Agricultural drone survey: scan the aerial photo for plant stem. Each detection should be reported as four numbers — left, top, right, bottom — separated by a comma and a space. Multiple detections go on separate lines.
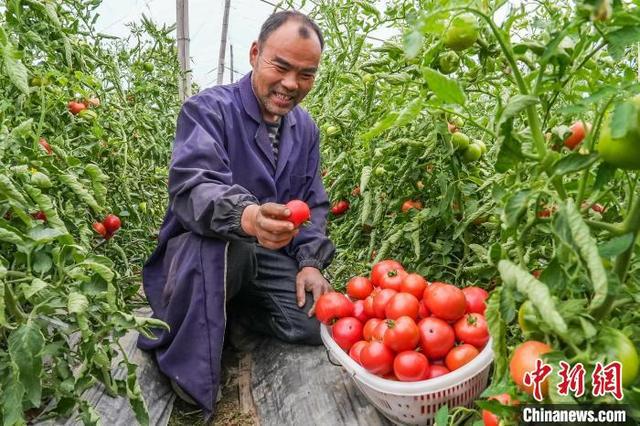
614, 193, 640, 282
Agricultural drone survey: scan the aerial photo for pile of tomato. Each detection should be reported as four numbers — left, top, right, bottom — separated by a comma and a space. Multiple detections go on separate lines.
316, 259, 491, 382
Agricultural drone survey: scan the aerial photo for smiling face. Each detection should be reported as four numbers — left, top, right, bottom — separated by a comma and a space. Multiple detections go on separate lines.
249, 20, 322, 122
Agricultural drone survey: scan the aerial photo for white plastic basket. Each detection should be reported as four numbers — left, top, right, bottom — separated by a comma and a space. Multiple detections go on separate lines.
320, 324, 493, 426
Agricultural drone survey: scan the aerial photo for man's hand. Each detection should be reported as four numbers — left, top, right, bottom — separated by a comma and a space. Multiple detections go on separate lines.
296, 267, 330, 317
241, 203, 298, 249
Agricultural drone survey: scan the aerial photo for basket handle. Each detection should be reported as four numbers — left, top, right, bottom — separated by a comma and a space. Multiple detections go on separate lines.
325, 349, 343, 367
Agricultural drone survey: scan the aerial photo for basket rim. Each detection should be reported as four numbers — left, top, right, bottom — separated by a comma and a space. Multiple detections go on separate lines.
320, 323, 494, 396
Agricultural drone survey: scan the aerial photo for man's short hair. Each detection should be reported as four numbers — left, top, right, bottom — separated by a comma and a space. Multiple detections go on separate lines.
258, 10, 324, 51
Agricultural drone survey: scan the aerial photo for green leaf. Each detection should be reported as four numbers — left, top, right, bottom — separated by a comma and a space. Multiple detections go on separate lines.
395, 97, 423, 127
1, 362, 26, 426
593, 162, 617, 191
0, 226, 25, 246
27, 226, 66, 244
2, 43, 29, 95
495, 119, 524, 173
0, 174, 28, 206
551, 153, 598, 176
58, 173, 101, 214
485, 287, 508, 380
605, 25, 640, 60
434, 404, 449, 426
30, 171, 52, 189
422, 68, 466, 105
8, 322, 45, 406
24, 185, 69, 235
547, 360, 577, 404
598, 233, 635, 258
360, 111, 399, 142
68, 292, 89, 314
499, 95, 538, 123
359, 190, 372, 226
403, 28, 423, 59
610, 100, 637, 139
0, 280, 6, 326
359, 166, 372, 193
22, 278, 48, 300
502, 189, 531, 228
32, 251, 53, 275
498, 260, 569, 338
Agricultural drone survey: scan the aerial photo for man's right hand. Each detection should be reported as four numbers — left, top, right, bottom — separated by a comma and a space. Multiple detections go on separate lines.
241, 203, 298, 250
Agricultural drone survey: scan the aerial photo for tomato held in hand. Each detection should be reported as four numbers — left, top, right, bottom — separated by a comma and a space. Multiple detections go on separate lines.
285, 200, 311, 227
360, 341, 395, 376
331, 317, 363, 351
509, 340, 552, 397
346, 276, 373, 300
370, 259, 404, 287
400, 273, 428, 300
424, 283, 466, 321
454, 313, 490, 349
445, 344, 479, 371
385, 293, 420, 320
462, 286, 489, 315
315, 292, 354, 325
418, 317, 455, 360
394, 351, 430, 381
383, 316, 420, 352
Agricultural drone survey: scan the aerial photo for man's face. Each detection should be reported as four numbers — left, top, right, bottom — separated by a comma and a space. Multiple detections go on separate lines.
249, 20, 321, 122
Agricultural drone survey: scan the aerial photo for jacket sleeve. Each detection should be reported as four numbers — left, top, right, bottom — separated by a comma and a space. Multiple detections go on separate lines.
168, 95, 258, 240
286, 125, 336, 270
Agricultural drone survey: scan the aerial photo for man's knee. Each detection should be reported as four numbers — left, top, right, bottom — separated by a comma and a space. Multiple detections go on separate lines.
277, 315, 322, 346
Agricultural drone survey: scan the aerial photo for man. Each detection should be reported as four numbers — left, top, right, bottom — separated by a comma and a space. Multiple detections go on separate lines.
137, 11, 335, 417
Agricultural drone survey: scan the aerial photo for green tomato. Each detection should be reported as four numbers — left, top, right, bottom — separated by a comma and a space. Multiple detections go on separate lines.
462, 143, 482, 162
78, 109, 98, 121
451, 132, 470, 150
138, 202, 147, 213
143, 62, 155, 72
599, 328, 639, 387
443, 14, 479, 51
438, 51, 460, 75
598, 96, 640, 170
326, 125, 340, 136
518, 301, 539, 334
475, 140, 487, 154
374, 166, 386, 176
362, 74, 374, 84
452, 117, 465, 128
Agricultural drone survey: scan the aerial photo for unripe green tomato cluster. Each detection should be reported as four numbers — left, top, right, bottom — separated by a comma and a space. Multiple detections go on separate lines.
451, 132, 486, 162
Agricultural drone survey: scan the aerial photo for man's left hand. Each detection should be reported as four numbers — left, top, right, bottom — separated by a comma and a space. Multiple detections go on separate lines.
296, 267, 331, 317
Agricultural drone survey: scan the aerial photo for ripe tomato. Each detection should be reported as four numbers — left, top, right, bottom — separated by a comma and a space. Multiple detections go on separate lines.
285, 200, 310, 227
92, 222, 107, 237
346, 276, 373, 300
331, 317, 363, 351
385, 293, 420, 320
424, 283, 466, 321
370, 259, 404, 287
67, 101, 87, 115
372, 320, 390, 342
401, 200, 423, 213
417, 317, 455, 360
38, 138, 52, 155
445, 344, 479, 371
400, 273, 428, 300
383, 316, 420, 352
352, 300, 368, 323
462, 286, 489, 315
363, 293, 377, 318
360, 341, 395, 376
363, 318, 382, 341
563, 121, 590, 150
372, 288, 398, 319
315, 292, 354, 325
349, 340, 368, 365
379, 269, 407, 291
482, 393, 517, 426
454, 313, 490, 349
418, 301, 430, 319
102, 214, 121, 233
331, 200, 350, 215
393, 351, 430, 382
428, 364, 450, 379
597, 97, 640, 170
509, 341, 552, 396
31, 211, 47, 221
443, 13, 479, 51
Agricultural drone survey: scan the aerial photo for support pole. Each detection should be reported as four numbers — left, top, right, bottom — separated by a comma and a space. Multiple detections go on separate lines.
176, 0, 192, 100
217, 0, 231, 85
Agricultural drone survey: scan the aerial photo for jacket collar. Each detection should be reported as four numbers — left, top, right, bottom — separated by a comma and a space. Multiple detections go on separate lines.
239, 72, 297, 127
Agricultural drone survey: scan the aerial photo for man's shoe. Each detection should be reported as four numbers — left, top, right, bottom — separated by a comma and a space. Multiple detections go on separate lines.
170, 380, 223, 405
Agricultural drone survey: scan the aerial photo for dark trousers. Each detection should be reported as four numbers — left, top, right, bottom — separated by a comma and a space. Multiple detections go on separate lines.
225, 241, 321, 345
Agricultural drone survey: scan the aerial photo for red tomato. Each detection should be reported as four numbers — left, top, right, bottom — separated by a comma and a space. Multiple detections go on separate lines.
349, 340, 368, 365
371, 320, 390, 342
363, 293, 377, 318
102, 214, 121, 233
383, 316, 420, 352
418, 301, 430, 319
68, 101, 87, 115
352, 300, 369, 323
482, 393, 517, 426
346, 276, 373, 300
462, 286, 489, 315
447, 122, 458, 133
370, 259, 404, 287
331, 317, 363, 351
428, 364, 450, 379
315, 292, 354, 325
417, 317, 455, 360
360, 341, 395, 376
454, 313, 490, 349
363, 318, 382, 341
285, 200, 311, 227
445, 344, 479, 371
401, 200, 423, 213
372, 288, 398, 319
424, 283, 466, 321
531, 270, 542, 279
591, 203, 606, 214
385, 293, 420, 320
330, 200, 349, 215
393, 351, 430, 381
379, 269, 407, 291
400, 273, 428, 300
32, 211, 47, 221
509, 341, 552, 397
92, 222, 107, 237
563, 121, 590, 150
38, 138, 52, 155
